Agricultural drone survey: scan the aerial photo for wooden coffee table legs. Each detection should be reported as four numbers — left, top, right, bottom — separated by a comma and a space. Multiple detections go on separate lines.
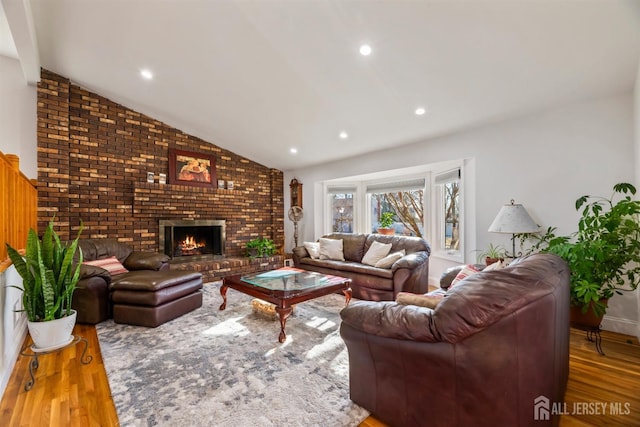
219, 281, 352, 343
343, 288, 352, 306
275, 306, 293, 343
219, 284, 228, 310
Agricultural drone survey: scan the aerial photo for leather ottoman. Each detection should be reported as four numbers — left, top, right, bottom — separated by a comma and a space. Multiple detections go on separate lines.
110, 270, 203, 327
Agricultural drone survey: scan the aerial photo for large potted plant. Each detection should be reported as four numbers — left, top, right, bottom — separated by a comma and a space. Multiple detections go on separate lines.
6, 219, 84, 349
532, 183, 640, 327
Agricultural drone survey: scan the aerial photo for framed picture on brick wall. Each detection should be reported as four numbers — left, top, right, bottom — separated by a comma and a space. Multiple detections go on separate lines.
168, 148, 216, 188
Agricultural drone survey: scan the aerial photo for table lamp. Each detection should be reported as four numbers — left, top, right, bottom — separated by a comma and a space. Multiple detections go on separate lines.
488, 199, 539, 258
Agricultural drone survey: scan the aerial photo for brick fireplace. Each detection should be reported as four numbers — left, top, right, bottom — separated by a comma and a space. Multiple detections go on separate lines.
36, 70, 284, 280
159, 219, 225, 261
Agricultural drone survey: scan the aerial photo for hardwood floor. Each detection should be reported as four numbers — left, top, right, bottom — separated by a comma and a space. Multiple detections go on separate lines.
1, 327, 638, 427
0, 324, 118, 427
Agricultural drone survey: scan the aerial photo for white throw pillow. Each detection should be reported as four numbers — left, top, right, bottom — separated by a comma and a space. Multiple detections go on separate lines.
374, 249, 406, 269
361, 241, 393, 266
319, 238, 345, 261
303, 241, 320, 259
483, 259, 506, 271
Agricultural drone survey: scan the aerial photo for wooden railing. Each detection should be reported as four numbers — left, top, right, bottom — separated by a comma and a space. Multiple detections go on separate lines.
0, 151, 37, 272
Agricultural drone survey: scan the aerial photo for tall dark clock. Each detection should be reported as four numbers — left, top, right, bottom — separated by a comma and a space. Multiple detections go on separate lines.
290, 178, 302, 208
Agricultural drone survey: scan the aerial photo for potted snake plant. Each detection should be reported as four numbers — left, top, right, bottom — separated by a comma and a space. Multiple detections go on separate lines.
6, 219, 84, 349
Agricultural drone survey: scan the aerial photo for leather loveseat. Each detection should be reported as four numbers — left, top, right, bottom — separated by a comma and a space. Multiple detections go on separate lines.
340, 253, 570, 427
292, 232, 430, 300
73, 239, 203, 326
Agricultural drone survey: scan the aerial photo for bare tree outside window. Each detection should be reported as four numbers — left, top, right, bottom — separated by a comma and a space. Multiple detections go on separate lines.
372, 190, 424, 237
443, 182, 459, 250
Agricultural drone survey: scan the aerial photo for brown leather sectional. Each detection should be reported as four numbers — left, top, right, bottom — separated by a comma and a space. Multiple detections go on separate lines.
340, 253, 570, 426
72, 239, 203, 326
292, 232, 430, 300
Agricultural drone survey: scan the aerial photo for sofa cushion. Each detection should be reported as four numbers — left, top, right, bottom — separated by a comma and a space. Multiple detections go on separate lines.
450, 264, 480, 288
303, 242, 320, 259
319, 238, 345, 261
83, 256, 129, 275
298, 258, 393, 279
110, 270, 203, 292
361, 241, 392, 266
323, 233, 367, 262
375, 250, 406, 269
364, 234, 430, 256
78, 239, 133, 263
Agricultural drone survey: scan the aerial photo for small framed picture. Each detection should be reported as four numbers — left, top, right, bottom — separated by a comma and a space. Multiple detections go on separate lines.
147, 172, 155, 183
227, 180, 234, 190
159, 173, 167, 184
218, 179, 225, 189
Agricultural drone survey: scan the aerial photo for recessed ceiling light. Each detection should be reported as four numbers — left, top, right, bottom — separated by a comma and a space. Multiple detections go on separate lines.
415, 107, 426, 116
140, 69, 153, 80
339, 131, 348, 139
290, 147, 298, 154
359, 44, 372, 56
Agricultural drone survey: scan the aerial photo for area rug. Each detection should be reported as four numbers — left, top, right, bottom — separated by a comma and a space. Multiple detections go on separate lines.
95, 282, 369, 426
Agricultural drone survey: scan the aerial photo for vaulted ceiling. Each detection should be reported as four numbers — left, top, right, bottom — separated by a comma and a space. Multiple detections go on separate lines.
3, 0, 640, 170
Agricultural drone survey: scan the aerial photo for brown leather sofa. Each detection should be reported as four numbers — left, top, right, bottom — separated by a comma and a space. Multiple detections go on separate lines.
340, 253, 570, 427
292, 232, 430, 300
73, 239, 203, 326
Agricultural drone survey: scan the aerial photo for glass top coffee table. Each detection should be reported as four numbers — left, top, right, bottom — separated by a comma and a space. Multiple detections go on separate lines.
220, 268, 352, 343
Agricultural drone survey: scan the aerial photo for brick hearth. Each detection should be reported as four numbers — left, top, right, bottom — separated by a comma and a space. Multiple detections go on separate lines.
36, 69, 284, 277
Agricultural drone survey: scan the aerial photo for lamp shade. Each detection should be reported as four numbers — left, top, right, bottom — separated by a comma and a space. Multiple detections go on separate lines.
488, 200, 539, 234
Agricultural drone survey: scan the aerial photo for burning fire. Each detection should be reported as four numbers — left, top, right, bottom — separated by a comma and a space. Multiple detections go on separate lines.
178, 235, 206, 252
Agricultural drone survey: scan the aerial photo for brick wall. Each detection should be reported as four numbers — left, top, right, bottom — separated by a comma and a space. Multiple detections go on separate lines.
37, 69, 284, 257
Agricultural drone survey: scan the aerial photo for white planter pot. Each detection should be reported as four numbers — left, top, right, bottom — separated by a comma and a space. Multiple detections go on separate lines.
28, 310, 77, 350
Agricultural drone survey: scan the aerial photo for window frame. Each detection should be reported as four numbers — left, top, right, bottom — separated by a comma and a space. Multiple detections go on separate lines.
431, 167, 464, 263
320, 161, 465, 263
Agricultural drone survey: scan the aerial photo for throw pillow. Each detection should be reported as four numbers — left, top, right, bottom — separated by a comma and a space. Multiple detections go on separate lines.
319, 238, 345, 261
303, 241, 320, 259
483, 259, 506, 271
361, 241, 393, 266
396, 291, 444, 309
83, 256, 128, 275
374, 249, 406, 269
449, 264, 480, 288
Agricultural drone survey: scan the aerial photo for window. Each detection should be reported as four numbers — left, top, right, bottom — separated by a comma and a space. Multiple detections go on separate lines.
435, 168, 462, 256
321, 162, 464, 260
366, 179, 425, 237
327, 186, 355, 233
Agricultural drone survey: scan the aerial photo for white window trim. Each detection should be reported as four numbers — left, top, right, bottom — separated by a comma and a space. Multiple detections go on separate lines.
320, 161, 466, 263
430, 165, 464, 263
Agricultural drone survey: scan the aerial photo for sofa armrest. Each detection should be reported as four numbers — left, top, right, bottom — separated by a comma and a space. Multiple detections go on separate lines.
439, 264, 485, 290
124, 251, 170, 271
392, 251, 428, 271
79, 264, 112, 283
340, 300, 440, 343
292, 246, 309, 265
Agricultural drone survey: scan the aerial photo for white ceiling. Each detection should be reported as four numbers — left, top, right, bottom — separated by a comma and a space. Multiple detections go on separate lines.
4, 0, 640, 171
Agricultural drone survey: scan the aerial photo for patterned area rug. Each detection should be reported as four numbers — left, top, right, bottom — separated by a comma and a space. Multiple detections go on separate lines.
96, 282, 369, 426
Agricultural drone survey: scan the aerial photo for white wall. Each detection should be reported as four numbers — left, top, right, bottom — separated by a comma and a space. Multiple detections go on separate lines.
0, 54, 33, 399
634, 60, 640, 340
0, 266, 27, 399
285, 93, 638, 336
0, 54, 37, 178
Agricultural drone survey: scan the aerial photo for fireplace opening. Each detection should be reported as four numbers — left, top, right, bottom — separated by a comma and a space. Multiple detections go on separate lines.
159, 220, 225, 261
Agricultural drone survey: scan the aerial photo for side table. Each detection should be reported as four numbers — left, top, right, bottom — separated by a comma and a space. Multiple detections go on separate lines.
19, 335, 93, 391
